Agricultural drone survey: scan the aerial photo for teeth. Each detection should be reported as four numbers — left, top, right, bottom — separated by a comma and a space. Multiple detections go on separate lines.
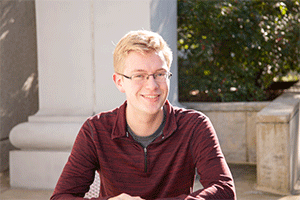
144, 95, 157, 98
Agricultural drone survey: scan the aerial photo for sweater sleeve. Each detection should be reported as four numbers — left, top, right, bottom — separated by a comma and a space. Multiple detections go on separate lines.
185, 116, 236, 200
50, 120, 107, 200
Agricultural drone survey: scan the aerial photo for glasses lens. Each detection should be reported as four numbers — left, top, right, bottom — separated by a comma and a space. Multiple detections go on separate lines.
155, 72, 167, 82
132, 73, 146, 83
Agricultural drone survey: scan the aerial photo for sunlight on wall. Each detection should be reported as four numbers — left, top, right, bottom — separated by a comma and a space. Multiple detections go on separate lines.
22, 73, 36, 97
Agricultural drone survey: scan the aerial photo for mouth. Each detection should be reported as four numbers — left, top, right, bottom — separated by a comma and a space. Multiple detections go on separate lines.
142, 94, 160, 99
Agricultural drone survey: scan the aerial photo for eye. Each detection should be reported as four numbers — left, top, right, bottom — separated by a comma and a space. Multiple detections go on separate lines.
156, 72, 166, 77
133, 73, 146, 79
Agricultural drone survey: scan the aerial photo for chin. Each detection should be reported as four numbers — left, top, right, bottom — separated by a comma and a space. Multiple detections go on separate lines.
144, 105, 164, 115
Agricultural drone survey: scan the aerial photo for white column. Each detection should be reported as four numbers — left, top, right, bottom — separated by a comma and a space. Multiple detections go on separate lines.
10, 0, 94, 189
9, 0, 178, 189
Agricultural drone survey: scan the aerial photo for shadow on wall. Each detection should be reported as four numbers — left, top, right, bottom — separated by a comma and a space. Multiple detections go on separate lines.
0, 0, 39, 171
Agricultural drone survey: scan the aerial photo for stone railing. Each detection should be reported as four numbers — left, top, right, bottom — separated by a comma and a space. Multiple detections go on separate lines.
256, 83, 300, 195
181, 101, 269, 164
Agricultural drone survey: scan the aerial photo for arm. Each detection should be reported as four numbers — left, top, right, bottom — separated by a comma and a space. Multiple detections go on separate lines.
154, 115, 236, 200
51, 121, 103, 200
186, 117, 236, 200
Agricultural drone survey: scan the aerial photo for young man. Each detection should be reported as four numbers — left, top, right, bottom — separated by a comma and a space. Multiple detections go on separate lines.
51, 30, 236, 200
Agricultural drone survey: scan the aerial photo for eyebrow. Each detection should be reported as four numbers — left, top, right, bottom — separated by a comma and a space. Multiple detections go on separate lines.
131, 69, 167, 74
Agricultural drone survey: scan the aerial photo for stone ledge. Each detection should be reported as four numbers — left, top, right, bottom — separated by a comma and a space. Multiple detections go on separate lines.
181, 101, 270, 112
257, 93, 300, 123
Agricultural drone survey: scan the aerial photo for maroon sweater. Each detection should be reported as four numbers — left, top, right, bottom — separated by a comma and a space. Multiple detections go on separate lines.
51, 101, 236, 200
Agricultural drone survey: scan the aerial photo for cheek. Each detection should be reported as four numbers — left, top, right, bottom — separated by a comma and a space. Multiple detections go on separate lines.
124, 84, 141, 96
161, 82, 169, 92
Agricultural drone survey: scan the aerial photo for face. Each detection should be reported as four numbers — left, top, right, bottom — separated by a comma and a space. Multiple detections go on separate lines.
113, 51, 170, 117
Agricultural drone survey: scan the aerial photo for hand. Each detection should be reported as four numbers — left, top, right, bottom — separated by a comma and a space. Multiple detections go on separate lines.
108, 193, 145, 200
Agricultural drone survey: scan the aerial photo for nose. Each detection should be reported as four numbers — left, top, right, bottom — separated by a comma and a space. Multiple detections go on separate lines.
144, 75, 158, 89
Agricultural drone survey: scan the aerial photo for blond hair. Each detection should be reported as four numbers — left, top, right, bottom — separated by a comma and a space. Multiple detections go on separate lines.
113, 30, 173, 73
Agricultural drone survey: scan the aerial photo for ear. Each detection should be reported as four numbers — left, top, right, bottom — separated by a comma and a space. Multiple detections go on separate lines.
113, 73, 125, 93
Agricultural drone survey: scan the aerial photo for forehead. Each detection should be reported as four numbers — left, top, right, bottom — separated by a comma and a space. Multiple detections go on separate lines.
123, 51, 167, 73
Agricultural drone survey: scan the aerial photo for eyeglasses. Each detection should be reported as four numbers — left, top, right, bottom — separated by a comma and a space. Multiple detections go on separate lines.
117, 71, 172, 84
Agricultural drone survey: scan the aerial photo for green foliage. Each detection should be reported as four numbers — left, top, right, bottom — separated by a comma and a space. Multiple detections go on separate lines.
178, 0, 300, 102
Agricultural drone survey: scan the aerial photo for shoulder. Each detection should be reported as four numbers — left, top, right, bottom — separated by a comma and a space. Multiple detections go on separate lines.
82, 102, 126, 133
89, 107, 118, 121
165, 101, 210, 127
86, 107, 120, 128
171, 105, 209, 124
169, 104, 215, 136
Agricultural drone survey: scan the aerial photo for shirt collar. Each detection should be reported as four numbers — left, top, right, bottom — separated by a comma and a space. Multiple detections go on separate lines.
111, 101, 128, 140
111, 100, 177, 140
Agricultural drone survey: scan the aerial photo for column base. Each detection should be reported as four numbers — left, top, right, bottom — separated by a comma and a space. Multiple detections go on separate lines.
10, 150, 70, 189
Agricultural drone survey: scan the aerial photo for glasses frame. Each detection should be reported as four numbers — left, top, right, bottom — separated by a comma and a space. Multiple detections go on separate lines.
116, 71, 172, 83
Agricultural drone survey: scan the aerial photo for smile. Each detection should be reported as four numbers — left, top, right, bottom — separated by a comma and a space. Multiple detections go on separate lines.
143, 95, 159, 99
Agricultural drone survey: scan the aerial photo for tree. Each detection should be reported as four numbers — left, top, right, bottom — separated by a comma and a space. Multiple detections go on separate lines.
178, 0, 300, 102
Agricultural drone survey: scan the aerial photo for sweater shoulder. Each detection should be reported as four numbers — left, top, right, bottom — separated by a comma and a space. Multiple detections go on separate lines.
172, 106, 208, 122
89, 107, 119, 122
84, 107, 120, 133
170, 106, 214, 136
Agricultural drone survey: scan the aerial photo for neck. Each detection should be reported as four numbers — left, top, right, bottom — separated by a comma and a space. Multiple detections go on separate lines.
126, 108, 164, 137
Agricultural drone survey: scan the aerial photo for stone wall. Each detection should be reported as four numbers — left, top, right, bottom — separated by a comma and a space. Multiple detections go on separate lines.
0, 1, 38, 171
181, 101, 269, 164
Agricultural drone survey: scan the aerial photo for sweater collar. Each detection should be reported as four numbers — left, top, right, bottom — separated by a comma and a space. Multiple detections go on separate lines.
111, 100, 177, 140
